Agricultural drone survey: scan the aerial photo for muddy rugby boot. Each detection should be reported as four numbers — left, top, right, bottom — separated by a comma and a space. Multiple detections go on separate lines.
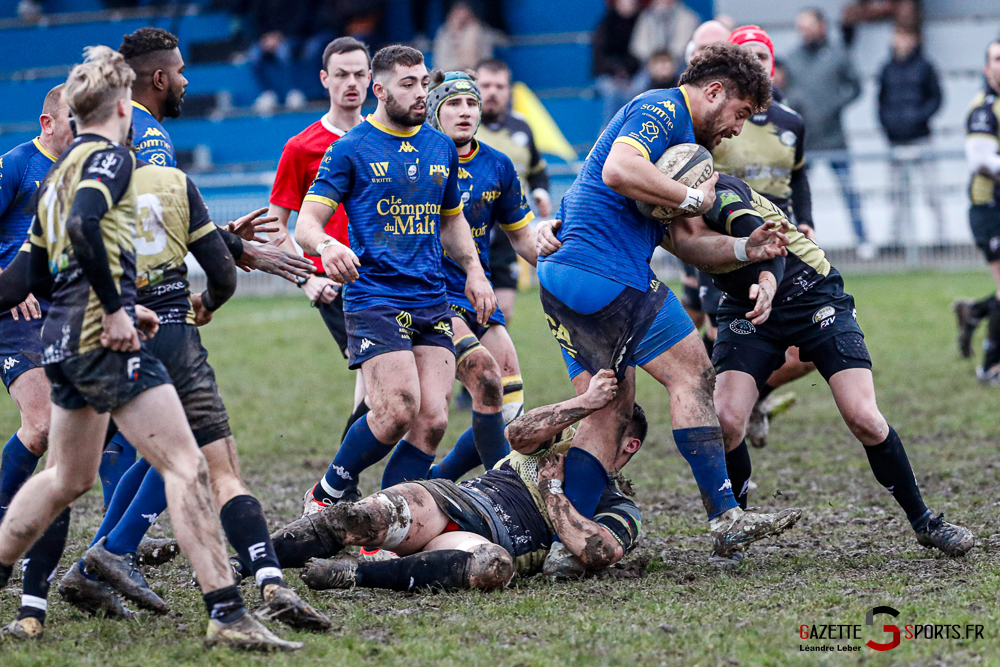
82, 538, 169, 614
299, 555, 358, 590
746, 401, 769, 449
710, 506, 802, 556
58, 562, 138, 619
255, 583, 332, 632
542, 541, 587, 580
915, 514, 974, 557
0, 616, 44, 641
136, 537, 179, 567
204, 612, 302, 651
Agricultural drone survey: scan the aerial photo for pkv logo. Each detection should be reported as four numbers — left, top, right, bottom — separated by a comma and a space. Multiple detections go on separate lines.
865, 606, 901, 652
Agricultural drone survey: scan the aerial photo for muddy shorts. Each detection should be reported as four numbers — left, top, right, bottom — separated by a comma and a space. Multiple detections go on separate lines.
316, 290, 349, 359
0, 307, 45, 390
344, 302, 456, 370
46, 346, 172, 414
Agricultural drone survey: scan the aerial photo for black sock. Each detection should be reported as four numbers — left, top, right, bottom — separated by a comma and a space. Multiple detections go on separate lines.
0, 561, 13, 588
984, 300, 1000, 369
220, 495, 284, 595
341, 400, 371, 445
758, 384, 775, 402
272, 515, 345, 568
203, 585, 246, 624
971, 294, 997, 321
19, 507, 70, 624
725, 441, 753, 510
863, 426, 931, 531
356, 550, 473, 592
702, 332, 714, 357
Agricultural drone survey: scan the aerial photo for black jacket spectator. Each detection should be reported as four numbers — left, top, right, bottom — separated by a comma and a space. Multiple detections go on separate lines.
877, 45, 941, 144
592, 1, 640, 78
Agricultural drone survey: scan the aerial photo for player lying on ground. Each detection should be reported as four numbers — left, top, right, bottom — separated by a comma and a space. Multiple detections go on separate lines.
692, 173, 974, 558
269, 371, 643, 589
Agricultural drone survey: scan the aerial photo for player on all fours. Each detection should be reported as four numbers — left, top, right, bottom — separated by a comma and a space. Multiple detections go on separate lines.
295, 46, 495, 513
0, 47, 292, 650
266, 36, 373, 438
955, 40, 1000, 384
534, 44, 800, 572
420, 70, 538, 482
710, 25, 818, 449
270, 370, 642, 587
696, 174, 974, 558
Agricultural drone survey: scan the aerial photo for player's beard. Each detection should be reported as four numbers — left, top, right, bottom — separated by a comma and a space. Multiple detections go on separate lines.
693, 104, 726, 149
385, 90, 427, 127
163, 85, 185, 119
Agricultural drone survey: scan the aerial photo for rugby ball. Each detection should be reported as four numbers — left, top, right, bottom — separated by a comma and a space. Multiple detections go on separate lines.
635, 143, 714, 221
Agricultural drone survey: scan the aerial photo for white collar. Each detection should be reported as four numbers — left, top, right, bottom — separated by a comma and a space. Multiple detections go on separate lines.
320, 114, 347, 137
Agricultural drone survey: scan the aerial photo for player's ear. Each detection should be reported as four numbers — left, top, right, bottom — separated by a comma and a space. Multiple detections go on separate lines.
624, 437, 641, 455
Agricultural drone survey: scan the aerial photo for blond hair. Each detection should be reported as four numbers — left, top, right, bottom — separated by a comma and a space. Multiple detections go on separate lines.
65, 46, 135, 126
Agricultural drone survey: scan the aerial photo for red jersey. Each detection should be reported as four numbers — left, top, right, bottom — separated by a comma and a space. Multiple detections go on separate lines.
270, 115, 351, 272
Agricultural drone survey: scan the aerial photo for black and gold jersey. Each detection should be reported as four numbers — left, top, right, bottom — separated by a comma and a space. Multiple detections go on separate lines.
475, 111, 550, 193
132, 163, 216, 324
712, 100, 805, 217
30, 135, 137, 363
966, 87, 1000, 207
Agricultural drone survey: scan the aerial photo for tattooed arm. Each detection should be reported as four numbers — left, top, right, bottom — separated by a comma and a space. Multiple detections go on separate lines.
505, 370, 618, 454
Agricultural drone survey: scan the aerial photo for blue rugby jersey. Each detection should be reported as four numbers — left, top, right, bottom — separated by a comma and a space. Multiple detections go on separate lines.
0, 137, 57, 269
539, 87, 696, 291
131, 101, 176, 167
442, 139, 533, 301
305, 117, 464, 311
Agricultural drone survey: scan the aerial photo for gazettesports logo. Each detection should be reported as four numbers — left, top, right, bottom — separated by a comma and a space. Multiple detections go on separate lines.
798, 606, 984, 654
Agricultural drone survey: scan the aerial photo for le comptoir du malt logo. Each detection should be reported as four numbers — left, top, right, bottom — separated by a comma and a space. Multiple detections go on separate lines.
798, 606, 985, 653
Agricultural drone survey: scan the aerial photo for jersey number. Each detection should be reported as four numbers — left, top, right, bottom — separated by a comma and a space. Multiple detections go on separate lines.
135, 193, 168, 256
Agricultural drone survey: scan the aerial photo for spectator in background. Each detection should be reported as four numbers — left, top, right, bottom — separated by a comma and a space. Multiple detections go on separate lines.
592, 0, 642, 126
878, 24, 945, 246
684, 19, 730, 63
772, 57, 788, 91
629, 0, 699, 65
630, 49, 679, 97
841, 0, 921, 47
784, 7, 870, 259
433, 2, 498, 72
243, 0, 312, 114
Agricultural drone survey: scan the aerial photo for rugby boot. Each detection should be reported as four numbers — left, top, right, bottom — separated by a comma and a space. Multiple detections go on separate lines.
255, 583, 332, 632
708, 550, 747, 567
746, 401, 769, 449
136, 537, 179, 567
976, 365, 1000, 386
0, 616, 43, 640
915, 514, 975, 557
953, 299, 979, 359
299, 555, 358, 590
192, 556, 248, 590
358, 547, 398, 562
541, 541, 586, 580
204, 612, 303, 651
764, 393, 797, 421
710, 506, 802, 557
58, 562, 138, 619
302, 483, 359, 517
82, 537, 169, 614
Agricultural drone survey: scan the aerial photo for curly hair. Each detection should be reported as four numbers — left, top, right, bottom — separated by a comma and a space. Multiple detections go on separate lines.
65, 46, 135, 126
679, 43, 772, 113
118, 27, 179, 62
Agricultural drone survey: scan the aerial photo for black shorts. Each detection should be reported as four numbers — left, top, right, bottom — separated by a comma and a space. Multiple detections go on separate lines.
317, 291, 349, 359
145, 324, 231, 447
46, 346, 172, 414
712, 272, 871, 387
698, 270, 724, 317
344, 302, 456, 370
0, 309, 45, 390
489, 231, 519, 291
970, 206, 1000, 263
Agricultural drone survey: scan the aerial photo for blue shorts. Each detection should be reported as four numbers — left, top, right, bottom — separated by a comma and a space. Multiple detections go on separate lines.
0, 311, 45, 391
448, 292, 506, 339
344, 302, 456, 370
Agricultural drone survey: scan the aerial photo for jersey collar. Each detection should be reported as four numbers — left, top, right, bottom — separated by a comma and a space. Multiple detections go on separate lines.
679, 85, 695, 120
458, 138, 479, 163
32, 137, 57, 162
366, 115, 421, 138
320, 114, 347, 137
131, 100, 153, 116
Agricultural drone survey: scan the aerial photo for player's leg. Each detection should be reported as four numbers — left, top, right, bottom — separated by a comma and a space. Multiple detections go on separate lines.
340, 371, 369, 443
97, 430, 137, 510
451, 318, 508, 469
0, 368, 50, 524
713, 371, 761, 511
382, 345, 454, 488
495, 288, 516, 323
747, 346, 815, 449
979, 259, 1000, 380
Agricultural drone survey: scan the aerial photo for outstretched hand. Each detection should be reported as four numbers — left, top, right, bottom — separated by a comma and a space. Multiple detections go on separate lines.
238, 234, 316, 282
227, 207, 279, 242
745, 221, 790, 262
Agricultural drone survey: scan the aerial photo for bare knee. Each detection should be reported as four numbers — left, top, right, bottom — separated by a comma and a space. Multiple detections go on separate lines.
17, 408, 50, 456
716, 402, 747, 449
845, 408, 888, 445
466, 543, 514, 590
459, 352, 503, 409
376, 390, 419, 441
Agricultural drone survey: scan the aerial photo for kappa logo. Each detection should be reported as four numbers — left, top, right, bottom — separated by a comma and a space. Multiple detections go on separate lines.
359, 338, 374, 353
812, 306, 836, 323
718, 479, 732, 492
399, 141, 418, 153
142, 513, 158, 525
2, 357, 18, 372
730, 319, 756, 335
126, 356, 140, 380
434, 320, 453, 336
143, 127, 165, 138
661, 100, 676, 116
458, 167, 472, 179
396, 311, 413, 329
369, 161, 390, 177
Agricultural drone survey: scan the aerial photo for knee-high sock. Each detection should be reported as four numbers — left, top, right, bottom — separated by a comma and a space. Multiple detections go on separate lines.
104, 466, 166, 556
341, 400, 371, 445
18, 507, 70, 623
220, 495, 283, 594
429, 428, 481, 481
99, 432, 137, 509
381, 440, 435, 489
556, 448, 610, 543
89, 458, 151, 550
864, 426, 931, 531
355, 550, 473, 591
501, 374, 524, 424
971, 293, 997, 321
471, 411, 510, 470
317, 414, 394, 503
984, 299, 1000, 370
674, 426, 739, 519
0, 434, 40, 524
725, 441, 752, 510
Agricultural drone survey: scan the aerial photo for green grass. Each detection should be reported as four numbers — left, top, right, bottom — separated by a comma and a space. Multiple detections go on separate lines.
3, 270, 1000, 666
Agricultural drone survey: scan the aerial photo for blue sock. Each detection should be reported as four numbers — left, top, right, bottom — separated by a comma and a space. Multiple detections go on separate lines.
471, 411, 510, 470
381, 440, 435, 489
99, 432, 137, 509
562, 447, 610, 520
429, 428, 481, 481
104, 466, 166, 556
316, 414, 395, 503
673, 426, 739, 519
81, 458, 151, 577
0, 434, 40, 523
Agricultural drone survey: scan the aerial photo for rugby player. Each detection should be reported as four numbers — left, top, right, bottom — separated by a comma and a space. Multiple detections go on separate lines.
534, 44, 800, 568
0, 47, 296, 650
266, 37, 372, 438
955, 40, 1000, 383
295, 46, 495, 510
422, 70, 536, 481
701, 173, 974, 557
271, 370, 642, 588
711, 25, 817, 449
